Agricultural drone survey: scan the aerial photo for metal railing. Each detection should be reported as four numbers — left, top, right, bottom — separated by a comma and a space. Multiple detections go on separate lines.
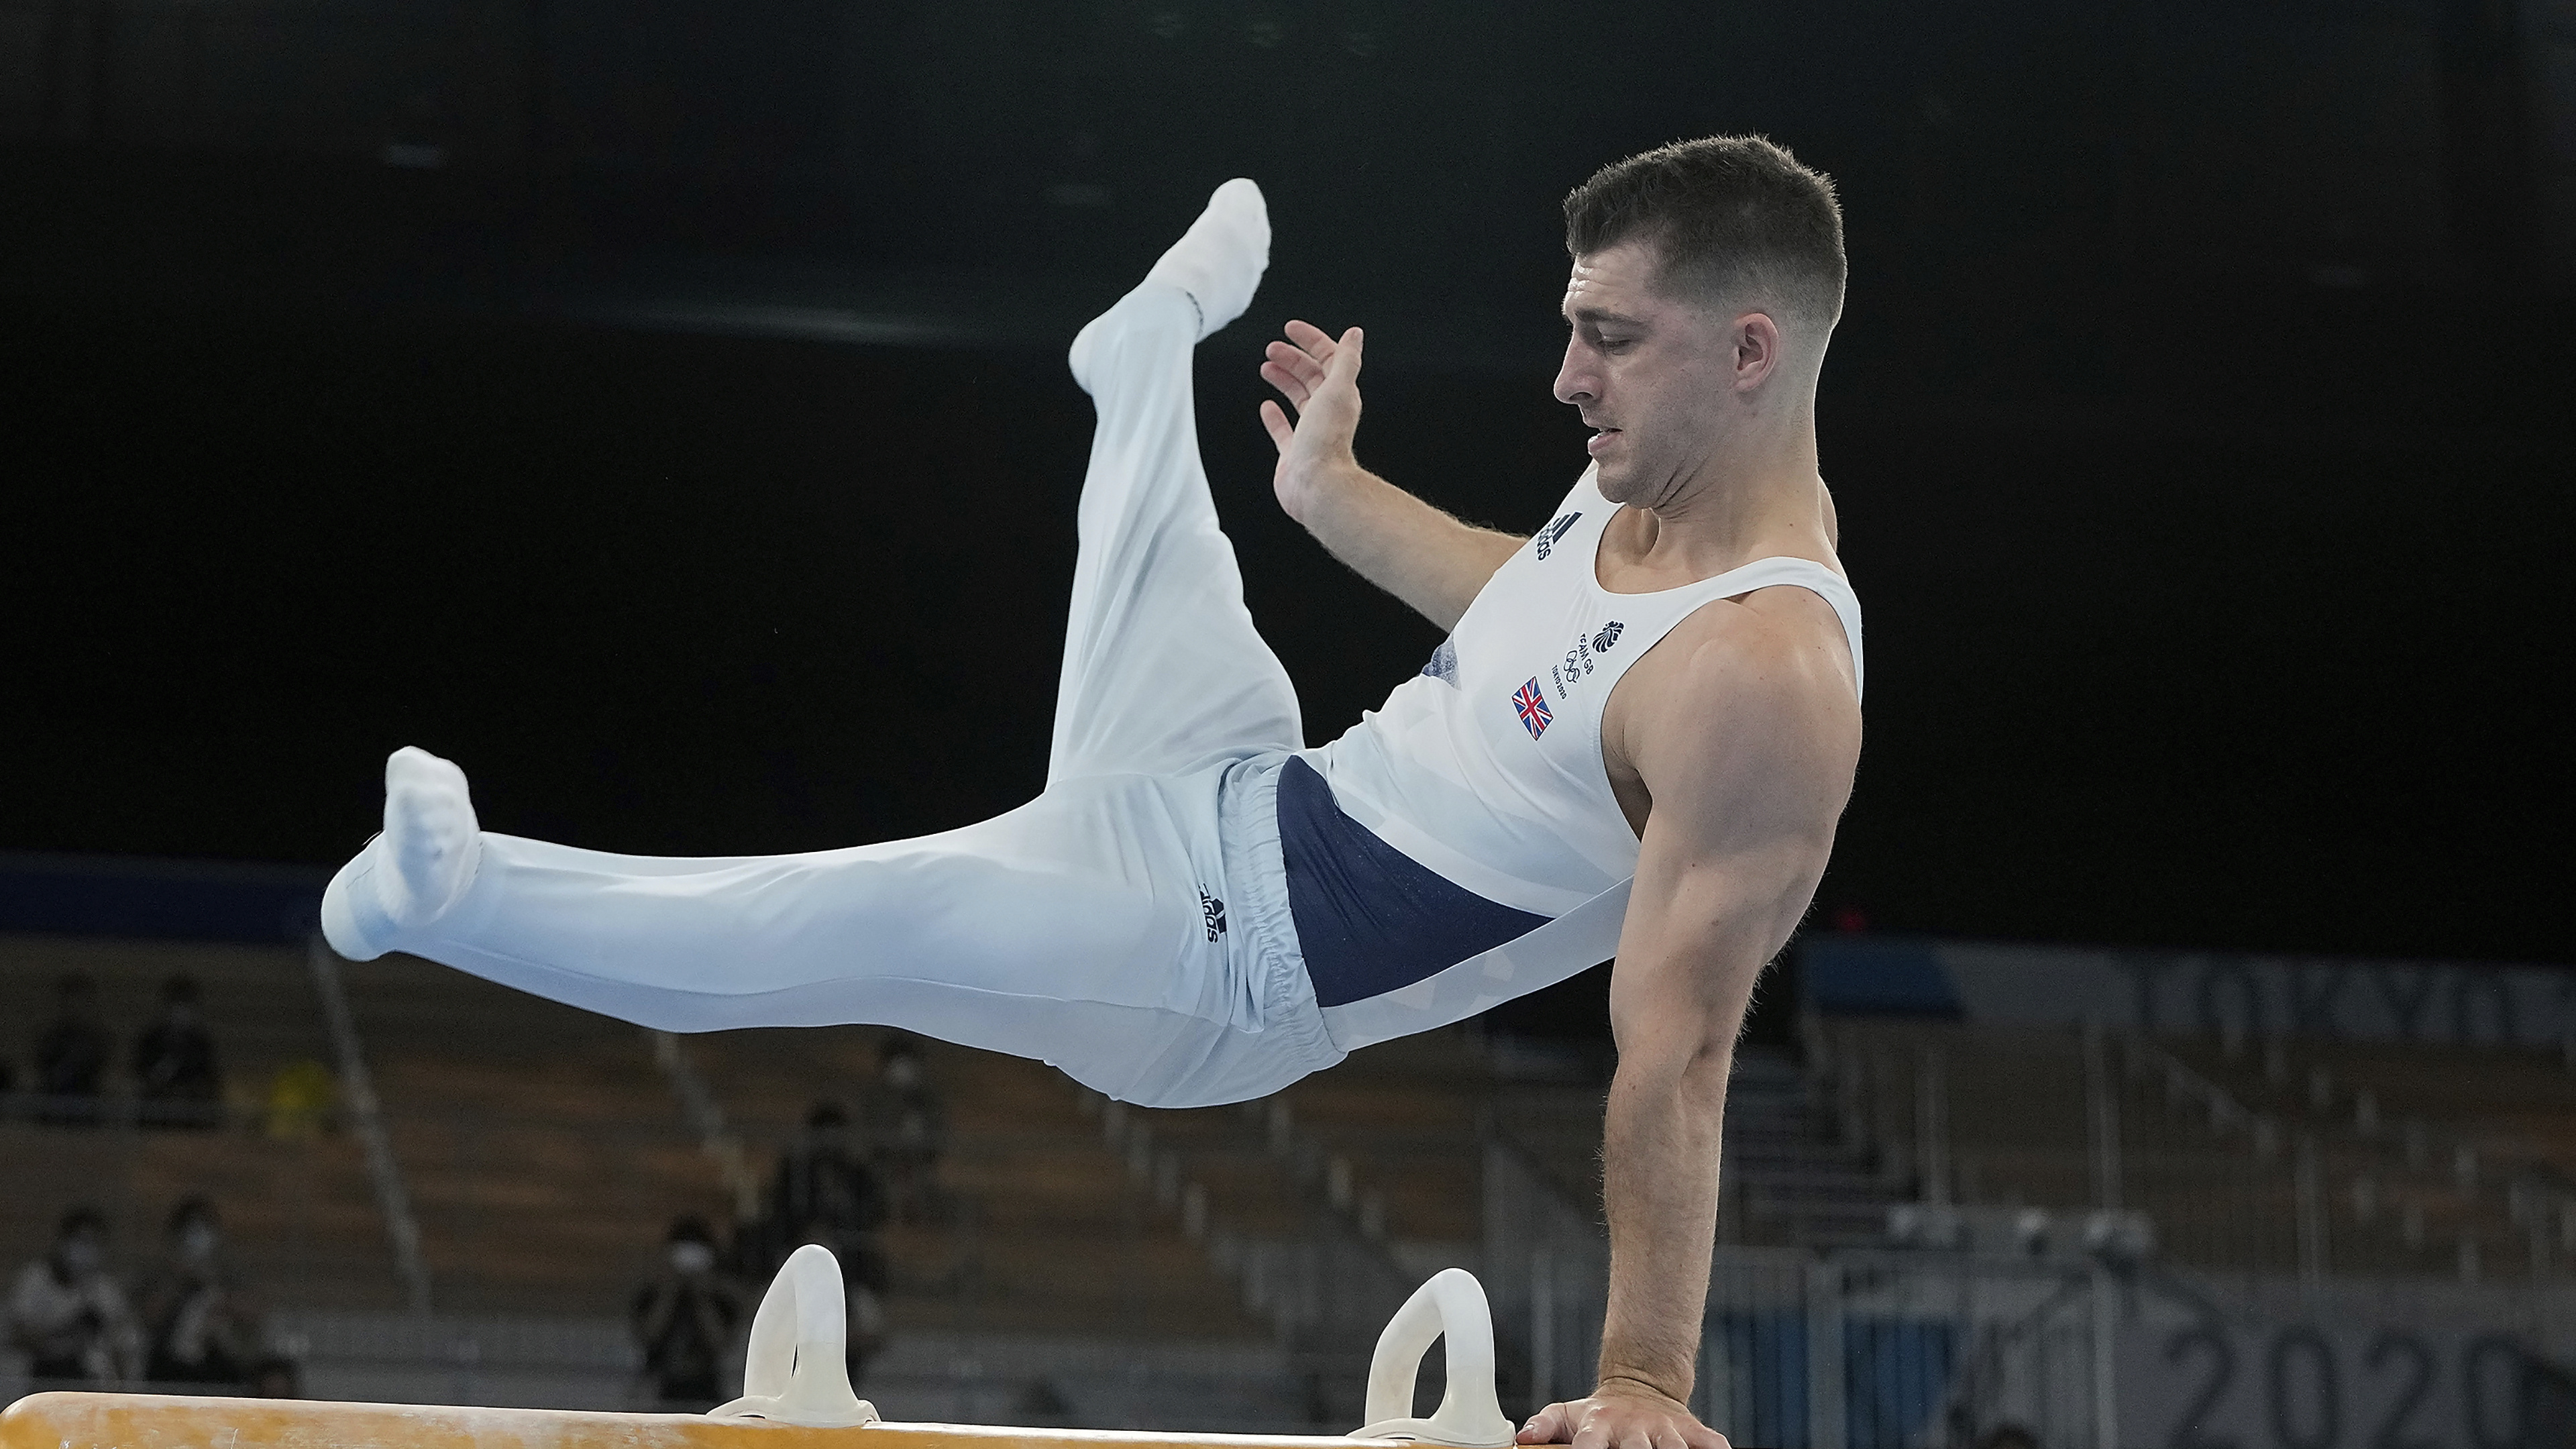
1809, 1018, 2576, 1285
309, 933, 431, 1312
1082, 1091, 1424, 1323
1520, 1243, 2118, 1449
1496, 1150, 2568, 1449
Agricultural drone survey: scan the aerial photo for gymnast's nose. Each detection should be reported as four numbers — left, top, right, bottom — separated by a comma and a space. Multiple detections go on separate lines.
1552, 333, 1598, 407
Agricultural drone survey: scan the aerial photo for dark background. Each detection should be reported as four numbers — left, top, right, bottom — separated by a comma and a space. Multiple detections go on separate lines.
4, 0, 2571, 995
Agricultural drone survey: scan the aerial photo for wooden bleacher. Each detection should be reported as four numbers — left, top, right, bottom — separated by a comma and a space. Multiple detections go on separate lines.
678, 1025, 1273, 1342
0, 934, 390, 1309
2162, 1034, 2573, 1275
1275, 1031, 1491, 1252
1817, 1016, 2560, 1279
0, 932, 1286, 1342
339, 956, 733, 1316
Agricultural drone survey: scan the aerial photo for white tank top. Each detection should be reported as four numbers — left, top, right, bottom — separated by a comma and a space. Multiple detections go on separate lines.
1291, 465, 1864, 1049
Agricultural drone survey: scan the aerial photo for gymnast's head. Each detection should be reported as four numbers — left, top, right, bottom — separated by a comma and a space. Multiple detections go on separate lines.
1554, 135, 1845, 508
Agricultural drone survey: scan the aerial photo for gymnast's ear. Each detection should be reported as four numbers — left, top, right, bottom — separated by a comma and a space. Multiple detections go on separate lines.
1726, 310, 1785, 392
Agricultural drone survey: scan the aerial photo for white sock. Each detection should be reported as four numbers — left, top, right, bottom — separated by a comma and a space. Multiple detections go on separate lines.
1069, 178, 1269, 392
321, 746, 482, 959
378, 745, 480, 928
1144, 177, 1269, 339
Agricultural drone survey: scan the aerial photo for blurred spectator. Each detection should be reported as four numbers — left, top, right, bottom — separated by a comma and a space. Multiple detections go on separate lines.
135, 975, 222, 1128
134, 1197, 264, 1385
630, 1216, 745, 1409
34, 974, 110, 1126
858, 1034, 949, 1224
1977, 1426, 2041, 1449
7, 1206, 140, 1382
749, 1102, 887, 1274
788, 1218, 887, 1390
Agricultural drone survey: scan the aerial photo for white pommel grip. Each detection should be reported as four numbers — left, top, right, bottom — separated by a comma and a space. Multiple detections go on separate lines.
1352, 1267, 1518, 1447
708, 1243, 883, 1428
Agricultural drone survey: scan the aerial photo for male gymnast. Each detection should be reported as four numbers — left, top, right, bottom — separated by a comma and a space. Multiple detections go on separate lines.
322, 136, 1863, 1449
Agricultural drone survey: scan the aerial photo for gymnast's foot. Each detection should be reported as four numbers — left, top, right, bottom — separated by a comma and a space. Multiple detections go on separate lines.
319, 746, 483, 961
1070, 178, 1269, 391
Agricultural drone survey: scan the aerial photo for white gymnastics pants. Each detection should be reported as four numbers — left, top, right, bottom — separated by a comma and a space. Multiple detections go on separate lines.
347, 284, 1345, 1106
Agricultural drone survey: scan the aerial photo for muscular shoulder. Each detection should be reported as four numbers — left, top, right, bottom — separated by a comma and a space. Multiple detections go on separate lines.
1614, 586, 1861, 841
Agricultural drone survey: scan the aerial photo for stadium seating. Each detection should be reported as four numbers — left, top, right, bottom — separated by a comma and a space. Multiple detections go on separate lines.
677, 1024, 1271, 1342
0, 934, 388, 1309
33, 912, 2576, 1441
1494, 1043, 1906, 1252
335, 955, 735, 1314
1811, 1016, 2556, 1279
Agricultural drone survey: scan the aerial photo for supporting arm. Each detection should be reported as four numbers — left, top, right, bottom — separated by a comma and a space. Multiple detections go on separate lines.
1521, 617, 1858, 1449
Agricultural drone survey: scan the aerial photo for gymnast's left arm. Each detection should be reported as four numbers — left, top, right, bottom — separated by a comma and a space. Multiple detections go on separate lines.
1519, 625, 1858, 1449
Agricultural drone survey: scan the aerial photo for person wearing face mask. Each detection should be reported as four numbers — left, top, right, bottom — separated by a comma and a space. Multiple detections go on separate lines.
7, 1206, 140, 1383
134, 1197, 264, 1385
630, 1216, 744, 1409
135, 976, 223, 1129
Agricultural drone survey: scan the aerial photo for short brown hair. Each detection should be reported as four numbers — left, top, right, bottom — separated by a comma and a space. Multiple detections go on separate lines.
1563, 136, 1847, 330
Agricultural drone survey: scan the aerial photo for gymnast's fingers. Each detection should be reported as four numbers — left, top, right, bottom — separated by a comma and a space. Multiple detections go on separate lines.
1519, 1403, 1572, 1444
1283, 317, 1338, 360
1259, 358, 1312, 409
1265, 339, 1325, 395
1259, 398, 1297, 454
1268, 335, 1325, 375
1326, 325, 1365, 382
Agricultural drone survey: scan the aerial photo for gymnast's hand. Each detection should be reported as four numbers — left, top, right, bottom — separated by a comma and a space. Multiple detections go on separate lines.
1257, 319, 1366, 524
1519, 1383, 1733, 1449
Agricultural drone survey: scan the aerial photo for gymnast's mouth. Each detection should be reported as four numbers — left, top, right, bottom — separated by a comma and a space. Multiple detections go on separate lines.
1585, 424, 1621, 455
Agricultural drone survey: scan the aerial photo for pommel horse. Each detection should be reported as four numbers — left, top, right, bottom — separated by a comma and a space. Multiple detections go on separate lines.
0, 1248, 1517, 1449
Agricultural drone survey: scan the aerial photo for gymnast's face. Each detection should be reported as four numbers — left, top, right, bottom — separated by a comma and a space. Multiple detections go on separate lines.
1553, 239, 1778, 510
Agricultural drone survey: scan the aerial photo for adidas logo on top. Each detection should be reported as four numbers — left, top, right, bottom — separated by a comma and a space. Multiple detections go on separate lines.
1532, 513, 1582, 560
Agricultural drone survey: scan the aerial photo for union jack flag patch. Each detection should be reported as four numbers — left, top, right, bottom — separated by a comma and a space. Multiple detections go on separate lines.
1513, 678, 1553, 739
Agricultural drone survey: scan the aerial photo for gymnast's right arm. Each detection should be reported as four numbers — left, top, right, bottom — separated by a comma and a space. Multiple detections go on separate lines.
1259, 319, 1523, 631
